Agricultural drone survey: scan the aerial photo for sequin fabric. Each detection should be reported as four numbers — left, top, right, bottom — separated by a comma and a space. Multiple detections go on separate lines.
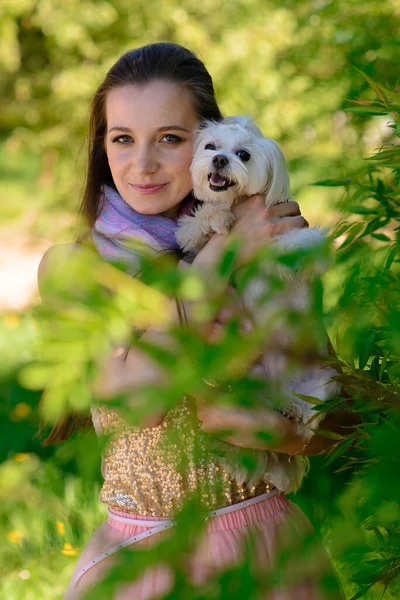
97, 396, 273, 518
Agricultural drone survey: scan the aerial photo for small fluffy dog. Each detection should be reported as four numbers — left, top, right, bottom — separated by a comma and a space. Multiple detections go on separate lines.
176, 117, 339, 440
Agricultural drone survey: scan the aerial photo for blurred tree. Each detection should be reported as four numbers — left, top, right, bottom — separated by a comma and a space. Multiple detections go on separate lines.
0, 0, 398, 230
1, 1, 400, 598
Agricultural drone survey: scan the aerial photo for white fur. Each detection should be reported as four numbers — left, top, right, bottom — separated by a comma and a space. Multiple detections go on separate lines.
176, 117, 291, 253
177, 116, 339, 490
210, 438, 308, 494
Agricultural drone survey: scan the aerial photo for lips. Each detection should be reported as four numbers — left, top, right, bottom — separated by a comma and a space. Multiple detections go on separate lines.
207, 173, 236, 192
129, 183, 168, 193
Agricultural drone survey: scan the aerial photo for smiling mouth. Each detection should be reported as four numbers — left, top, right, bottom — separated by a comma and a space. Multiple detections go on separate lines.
207, 173, 236, 192
132, 183, 166, 188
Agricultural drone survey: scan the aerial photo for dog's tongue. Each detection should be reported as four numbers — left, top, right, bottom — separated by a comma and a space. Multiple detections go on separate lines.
210, 174, 226, 186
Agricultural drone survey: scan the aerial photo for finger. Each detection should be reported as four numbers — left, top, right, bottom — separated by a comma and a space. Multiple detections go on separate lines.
272, 215, 309, 235
207, 322, 225, 343
224, 285, 242, 302
265, 201, 301, 218
215, 306, 237, 324
243, 194, 265, 207
239, 318, 254, 333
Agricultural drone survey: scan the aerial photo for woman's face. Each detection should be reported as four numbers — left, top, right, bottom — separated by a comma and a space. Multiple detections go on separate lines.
105, 80, 198, 219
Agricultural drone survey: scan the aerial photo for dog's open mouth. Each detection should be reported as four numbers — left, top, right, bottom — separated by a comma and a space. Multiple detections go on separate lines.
207, 173, 236, 192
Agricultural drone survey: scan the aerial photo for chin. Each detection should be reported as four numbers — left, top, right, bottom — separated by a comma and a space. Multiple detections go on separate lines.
127, 197, 175, 217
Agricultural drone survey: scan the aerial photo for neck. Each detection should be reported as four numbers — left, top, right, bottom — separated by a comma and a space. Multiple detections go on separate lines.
160, 205, 180, 221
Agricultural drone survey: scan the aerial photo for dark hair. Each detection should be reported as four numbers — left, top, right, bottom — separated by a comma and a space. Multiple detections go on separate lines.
44, 43, 222, 445
80, 42, 223, 228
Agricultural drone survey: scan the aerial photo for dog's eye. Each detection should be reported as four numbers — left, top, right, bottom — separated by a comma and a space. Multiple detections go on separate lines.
236, 150, 250, 162
205, 143, 216, 150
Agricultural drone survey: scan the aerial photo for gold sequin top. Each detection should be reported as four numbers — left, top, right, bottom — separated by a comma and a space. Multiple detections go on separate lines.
94, 396, 274, 518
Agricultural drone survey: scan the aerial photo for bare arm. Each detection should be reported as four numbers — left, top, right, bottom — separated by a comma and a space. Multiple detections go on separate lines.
89, 195, 301, 405
192, 196, 360, 455
38, 237, 231, 427
196, 398, 360, 456
38, 197, 310, 431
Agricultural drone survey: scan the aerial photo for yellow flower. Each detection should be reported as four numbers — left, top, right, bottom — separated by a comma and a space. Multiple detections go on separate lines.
3, 314, 20, 329
56, 521, 65, 536
14, 453, 29, 462
61, 543, 78, 557
10, 403, 32, 420
8, 531, 23, 544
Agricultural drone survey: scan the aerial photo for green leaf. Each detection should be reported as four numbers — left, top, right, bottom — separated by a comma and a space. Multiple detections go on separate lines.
379, 357, 388, 382
384, 247, 398, 270
18, 364, 50, 390
349, 206, 379, 215
346, 106, 390, 116
362, 218, 385, 237
347, 99, 381, 106
291, 392, 323, 405
316, 429, 346, 440
371, 233, 391, 242
338, 222, 365, 249
354, 67, 391, 106
324, 437, 355, 466
312, 178, 352, 187
360, 330, 377, 369
218, 238, 240, 278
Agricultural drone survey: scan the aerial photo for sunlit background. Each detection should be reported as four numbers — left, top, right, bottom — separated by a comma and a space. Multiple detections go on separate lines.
1, 0, 399, 598
1, 0, 397, 310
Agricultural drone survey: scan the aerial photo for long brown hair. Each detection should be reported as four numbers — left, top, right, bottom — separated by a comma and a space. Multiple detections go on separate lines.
80, 42, 223, 228
43, 43, 223, 444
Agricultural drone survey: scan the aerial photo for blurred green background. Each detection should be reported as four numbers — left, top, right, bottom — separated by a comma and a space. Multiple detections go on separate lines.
1, 0, 399, 598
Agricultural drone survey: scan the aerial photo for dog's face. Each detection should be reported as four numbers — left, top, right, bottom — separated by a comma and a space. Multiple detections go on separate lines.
190, 117, 290, 207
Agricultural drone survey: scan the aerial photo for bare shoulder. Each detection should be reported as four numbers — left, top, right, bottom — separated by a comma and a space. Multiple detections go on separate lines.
38, 243, 82, 281
38, 243, 91, 301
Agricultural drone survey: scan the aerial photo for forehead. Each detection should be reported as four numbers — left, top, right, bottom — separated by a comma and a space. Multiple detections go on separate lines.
106, 81, 198, 129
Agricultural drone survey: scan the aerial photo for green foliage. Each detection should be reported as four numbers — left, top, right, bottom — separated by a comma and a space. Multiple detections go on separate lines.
311, 76, 400, 600
2, 2, 400, 599
1, 0, 399, 236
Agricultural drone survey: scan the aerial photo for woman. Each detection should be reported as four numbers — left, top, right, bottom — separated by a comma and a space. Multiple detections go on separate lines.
40, 43, 346, 599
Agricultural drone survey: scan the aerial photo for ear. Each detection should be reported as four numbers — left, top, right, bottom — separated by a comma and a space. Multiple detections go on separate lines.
222, 115, 264, 138
258, 138, 291, 206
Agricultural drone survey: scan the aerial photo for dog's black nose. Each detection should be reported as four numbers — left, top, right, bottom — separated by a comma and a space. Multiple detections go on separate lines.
212, 154, 229, 169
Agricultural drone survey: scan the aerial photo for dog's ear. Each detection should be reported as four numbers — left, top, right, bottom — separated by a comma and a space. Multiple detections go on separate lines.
222, 116, 264, 138
258, 138, 291, 206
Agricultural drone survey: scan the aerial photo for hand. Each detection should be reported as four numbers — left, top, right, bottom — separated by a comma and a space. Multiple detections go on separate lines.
231, 195, 308, 262
206, 285, 254, 343
196, 398, 295, 450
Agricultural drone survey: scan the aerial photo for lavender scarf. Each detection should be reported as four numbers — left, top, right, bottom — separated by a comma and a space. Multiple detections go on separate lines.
92, 185, 196, 274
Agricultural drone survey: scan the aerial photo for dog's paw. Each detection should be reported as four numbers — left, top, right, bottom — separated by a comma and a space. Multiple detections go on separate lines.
209, 208, 235, 235
280, 407, 317, 441
196, 203, 235, 236
176, 215, 209, 253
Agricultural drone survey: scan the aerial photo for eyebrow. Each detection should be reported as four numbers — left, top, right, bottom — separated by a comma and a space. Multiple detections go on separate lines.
107, 125, 190, 134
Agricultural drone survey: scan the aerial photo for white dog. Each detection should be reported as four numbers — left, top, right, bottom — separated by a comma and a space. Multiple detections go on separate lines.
176, 116, 339, 440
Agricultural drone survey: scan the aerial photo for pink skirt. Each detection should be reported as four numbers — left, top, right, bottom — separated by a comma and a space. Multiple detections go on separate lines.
63, 494, 343, 600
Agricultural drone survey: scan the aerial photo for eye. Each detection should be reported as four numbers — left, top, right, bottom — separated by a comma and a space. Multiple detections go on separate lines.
205, 143, 216, 150
236, 150, 250, 162
112, 134, 133, 144
161, 134, 182, 143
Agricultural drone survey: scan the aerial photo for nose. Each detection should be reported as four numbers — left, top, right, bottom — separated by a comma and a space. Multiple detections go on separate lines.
212, 154, 229, 170
134, 144, 159, 174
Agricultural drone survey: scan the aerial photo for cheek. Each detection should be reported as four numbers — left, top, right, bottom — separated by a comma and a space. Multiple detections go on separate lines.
172, 147, 194, 184
106, 144, 129, 174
